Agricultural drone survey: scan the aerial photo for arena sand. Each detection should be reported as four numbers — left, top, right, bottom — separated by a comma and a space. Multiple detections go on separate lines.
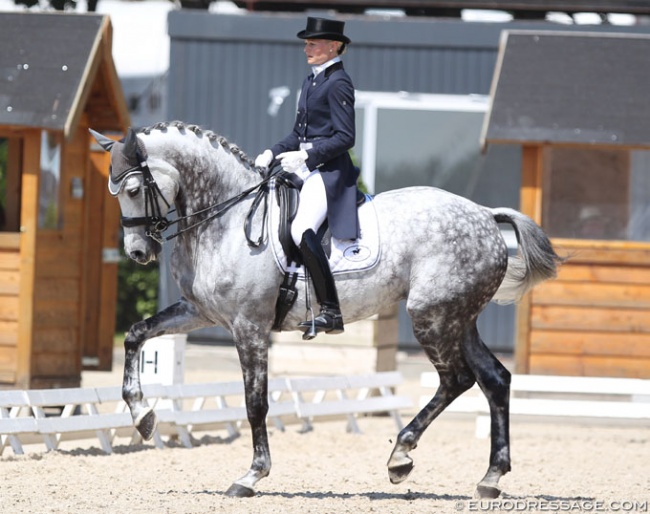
2, 415, 647, 514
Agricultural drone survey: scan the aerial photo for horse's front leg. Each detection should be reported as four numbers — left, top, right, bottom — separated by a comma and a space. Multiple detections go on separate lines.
122, 298, 211, 440
225, 332, 271, 497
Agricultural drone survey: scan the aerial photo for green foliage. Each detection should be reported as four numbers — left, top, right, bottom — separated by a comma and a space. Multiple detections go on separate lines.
115, 248, 159, 333
349, 148, 369, 194
357, 174, 368, 195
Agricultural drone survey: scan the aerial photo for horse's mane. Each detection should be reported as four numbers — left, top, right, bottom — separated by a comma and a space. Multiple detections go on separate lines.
138, 121, 259, 173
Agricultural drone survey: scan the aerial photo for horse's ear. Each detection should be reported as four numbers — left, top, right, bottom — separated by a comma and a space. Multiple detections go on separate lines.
89, 128, 115, 152
123, 128, 143, 162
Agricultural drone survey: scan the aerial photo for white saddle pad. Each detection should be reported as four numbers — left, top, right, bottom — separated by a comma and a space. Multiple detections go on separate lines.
268, 182, 381, 277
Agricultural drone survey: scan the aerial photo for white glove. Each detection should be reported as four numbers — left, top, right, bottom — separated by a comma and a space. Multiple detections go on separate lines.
254, 149, 273, 169
277, 150, 310, 179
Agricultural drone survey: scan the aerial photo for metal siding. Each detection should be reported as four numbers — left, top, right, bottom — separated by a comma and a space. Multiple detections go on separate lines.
342, 45, 494, 95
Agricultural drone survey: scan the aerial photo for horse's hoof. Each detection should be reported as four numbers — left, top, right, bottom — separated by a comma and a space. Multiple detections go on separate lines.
225, 483, 255, 498
388, 462, 414, 484
135, 409, 158, 441
475, 482, 501, 499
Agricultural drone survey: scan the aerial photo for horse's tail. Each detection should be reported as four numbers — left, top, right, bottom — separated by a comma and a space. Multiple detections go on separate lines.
490, 207, 565, 305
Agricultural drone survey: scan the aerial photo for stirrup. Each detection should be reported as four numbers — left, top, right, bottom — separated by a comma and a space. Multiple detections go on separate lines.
301, 320, 318, 341
298, 309, 344, 338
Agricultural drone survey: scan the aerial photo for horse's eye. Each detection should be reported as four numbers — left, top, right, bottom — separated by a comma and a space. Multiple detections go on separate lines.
126, 187, 140, 198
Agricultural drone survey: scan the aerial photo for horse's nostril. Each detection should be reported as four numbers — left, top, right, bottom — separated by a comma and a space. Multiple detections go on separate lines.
130, 250, 144, 261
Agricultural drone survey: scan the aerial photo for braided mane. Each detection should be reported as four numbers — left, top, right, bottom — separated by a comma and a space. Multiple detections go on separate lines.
139, 121, 259, 173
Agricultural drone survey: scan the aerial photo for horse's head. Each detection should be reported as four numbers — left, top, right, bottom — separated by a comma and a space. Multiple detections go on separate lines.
91, 128, 178, 264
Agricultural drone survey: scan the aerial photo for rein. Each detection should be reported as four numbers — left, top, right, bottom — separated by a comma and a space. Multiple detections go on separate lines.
119, 159, 282, 247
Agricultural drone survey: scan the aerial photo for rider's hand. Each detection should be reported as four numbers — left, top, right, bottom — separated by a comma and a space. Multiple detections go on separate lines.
254, 149, 273, 169
277, 150, 308, 173
291, 163, 311, 180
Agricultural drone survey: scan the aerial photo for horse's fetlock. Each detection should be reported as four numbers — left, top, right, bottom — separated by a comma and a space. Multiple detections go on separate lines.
122, 386, 142, 404
123, 336, 141, 352
397, 429, 418, 449
124, 321, 148, 346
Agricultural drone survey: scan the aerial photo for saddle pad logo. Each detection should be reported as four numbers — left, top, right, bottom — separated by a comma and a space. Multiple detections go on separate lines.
343, 244, 371, 262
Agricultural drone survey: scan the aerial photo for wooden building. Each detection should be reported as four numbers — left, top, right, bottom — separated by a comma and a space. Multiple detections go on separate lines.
482, 30, 650, 378
0, 12, 128, 388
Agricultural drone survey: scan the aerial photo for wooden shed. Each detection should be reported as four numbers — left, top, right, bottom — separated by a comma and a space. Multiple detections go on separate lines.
0, 12, 129, 389
482, 30, 650, 378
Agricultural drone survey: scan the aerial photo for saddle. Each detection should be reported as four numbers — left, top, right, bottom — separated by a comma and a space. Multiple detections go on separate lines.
271, 168, 366, 331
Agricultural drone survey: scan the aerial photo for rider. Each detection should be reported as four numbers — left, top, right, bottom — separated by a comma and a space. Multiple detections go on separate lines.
255, 16, 359, 338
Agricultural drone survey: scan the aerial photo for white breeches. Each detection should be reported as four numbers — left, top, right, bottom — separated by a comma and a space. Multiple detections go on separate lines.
291, 170, 328, 246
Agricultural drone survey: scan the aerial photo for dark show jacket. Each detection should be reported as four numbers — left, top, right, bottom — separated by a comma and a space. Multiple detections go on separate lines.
271, 61, 360, 241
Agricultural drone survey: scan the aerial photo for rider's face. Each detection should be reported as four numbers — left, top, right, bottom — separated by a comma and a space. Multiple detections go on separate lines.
304, 39, 339, 66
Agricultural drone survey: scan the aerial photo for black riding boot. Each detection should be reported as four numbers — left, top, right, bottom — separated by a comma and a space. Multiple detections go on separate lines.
297, 229, 344, 337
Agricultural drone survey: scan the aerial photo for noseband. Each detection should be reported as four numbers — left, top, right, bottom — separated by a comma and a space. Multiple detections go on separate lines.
110, 160, 172, 244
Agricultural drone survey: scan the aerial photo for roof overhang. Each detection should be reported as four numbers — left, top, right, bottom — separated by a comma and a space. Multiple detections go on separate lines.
0, 12, 130, 140
481, 30, 650, 152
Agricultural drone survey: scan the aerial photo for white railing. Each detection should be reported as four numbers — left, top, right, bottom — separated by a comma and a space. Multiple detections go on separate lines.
0, 372, 412, 455
420, 372, 650, 438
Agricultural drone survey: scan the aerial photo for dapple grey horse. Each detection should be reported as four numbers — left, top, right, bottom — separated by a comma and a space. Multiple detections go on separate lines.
91, 121, 562, 500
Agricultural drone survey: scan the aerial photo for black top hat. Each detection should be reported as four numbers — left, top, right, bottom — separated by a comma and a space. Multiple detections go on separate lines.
297, 17, 351, 44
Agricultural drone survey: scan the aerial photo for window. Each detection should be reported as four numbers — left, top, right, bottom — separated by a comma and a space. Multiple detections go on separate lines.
39, 131, 62, 230
353, 92, 521, 209
0, 136, 22, 233
542, 147, 650, 242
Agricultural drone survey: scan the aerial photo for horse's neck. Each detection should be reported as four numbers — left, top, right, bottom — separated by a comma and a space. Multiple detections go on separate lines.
160, 136, 258, 218
179, 159, 255, 215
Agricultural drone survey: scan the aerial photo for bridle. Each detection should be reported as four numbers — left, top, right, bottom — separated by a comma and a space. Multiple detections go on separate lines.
110, 155, 283, 247
112, 160, 172, 243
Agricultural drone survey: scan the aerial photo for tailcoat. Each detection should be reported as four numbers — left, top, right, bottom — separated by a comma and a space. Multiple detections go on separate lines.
271, 61, 359, 240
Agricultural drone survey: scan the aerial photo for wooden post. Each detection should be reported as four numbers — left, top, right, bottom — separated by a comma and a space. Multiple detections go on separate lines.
83, 137, 120, 370
15, 131, 40, 388
520, 145, 544, 225
515, 144, 544, 374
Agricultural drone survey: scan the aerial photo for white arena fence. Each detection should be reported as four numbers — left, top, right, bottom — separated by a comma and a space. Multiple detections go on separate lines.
0, 371, 412, 456
420, 372, 650, 438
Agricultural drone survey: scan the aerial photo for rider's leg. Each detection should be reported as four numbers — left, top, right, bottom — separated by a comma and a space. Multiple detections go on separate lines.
291, 172, 344, 335
290, 171, 327, 247
297, 229, 344, 334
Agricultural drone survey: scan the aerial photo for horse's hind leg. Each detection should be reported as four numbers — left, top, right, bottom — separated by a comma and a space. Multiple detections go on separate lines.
387, 320, 476, 485
387, 366, 474, 484
122, 298, 211, 440
461, 325, 511, 499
